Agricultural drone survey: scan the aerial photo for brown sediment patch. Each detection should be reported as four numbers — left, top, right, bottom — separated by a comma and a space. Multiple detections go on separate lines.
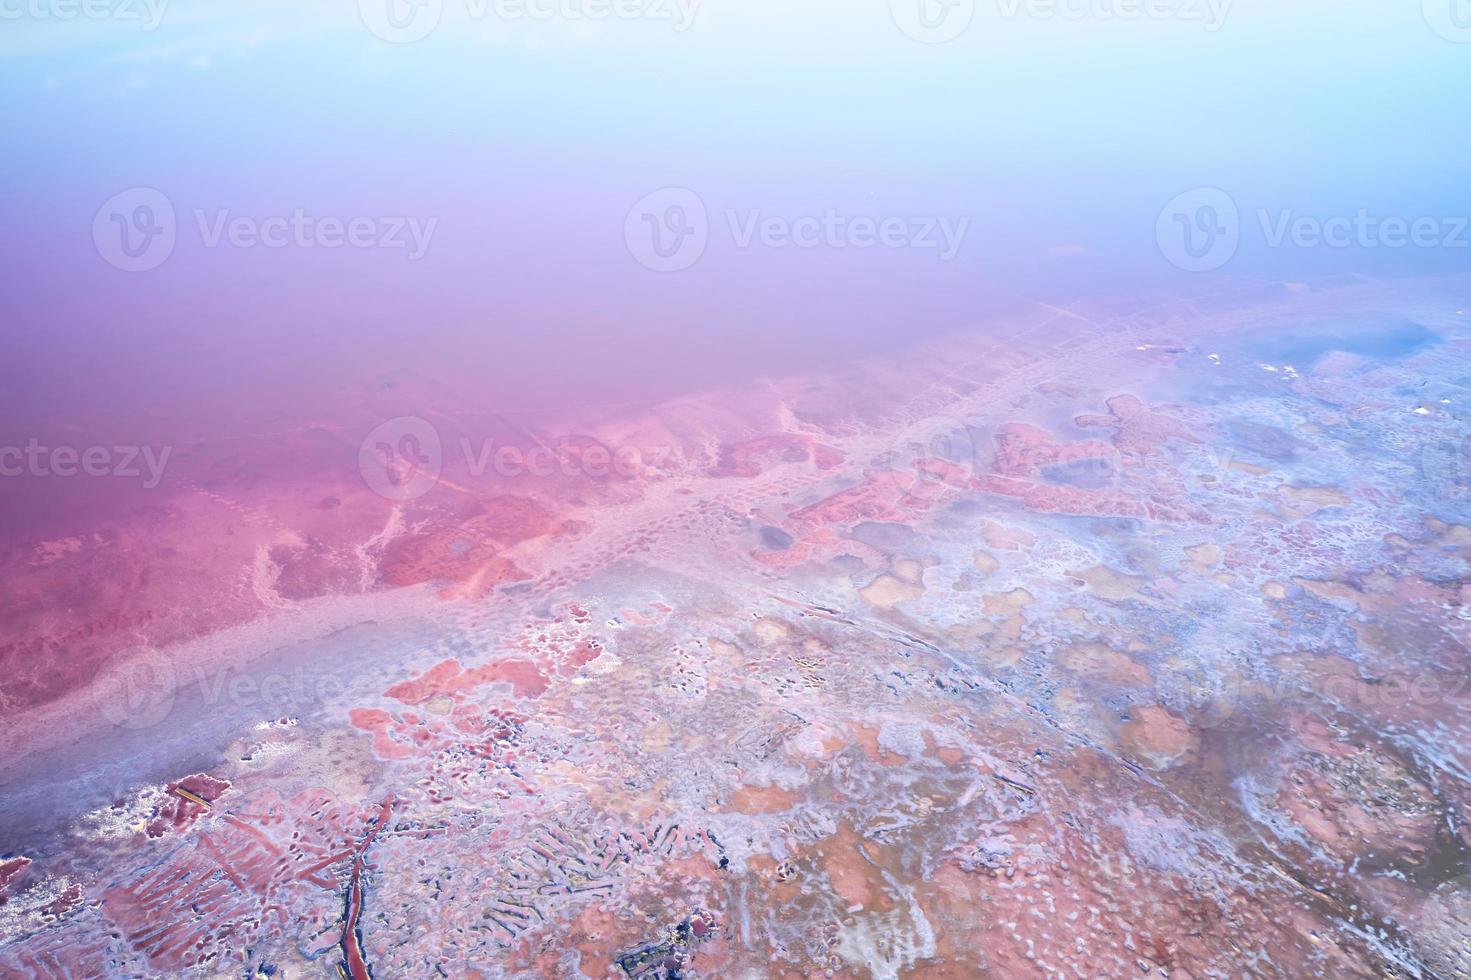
860, 575, 918, 608
981, 588, 1033, 618
964, 588, 1035, 665
1183, 543, 1221, 569
1052, 686, 1106, 736
701, 636, 746, 691
560, 904, 625, 975
1277, 485, 1350, 517
904, 865, 993, 978
923, 731, 967, 766
1292, 576, 1363, 606
891, 557, 925, 584
1119, 705, 1198, 770
853, 723, 909, 766
981, 521, 1034, 551
971, 550, 999, 574
1276, 647, 1412, 709
1274, 732, 1441, 867
939, 615, 994, 655
1411, 879, 1471, 978
1425, 516, 1471, 548
916, 817, 1227, 977
819, 824, 893, 912
706, 636, 742, 659
801, 636, 832, 656
1057, 642, 1152, 687
980, 588, 1034, 656
730, 784, 798, 815
981, 643, 1025, 668
859, 565, 926, 608
1071, 564, 1146, 601
751, 616, 793, 646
